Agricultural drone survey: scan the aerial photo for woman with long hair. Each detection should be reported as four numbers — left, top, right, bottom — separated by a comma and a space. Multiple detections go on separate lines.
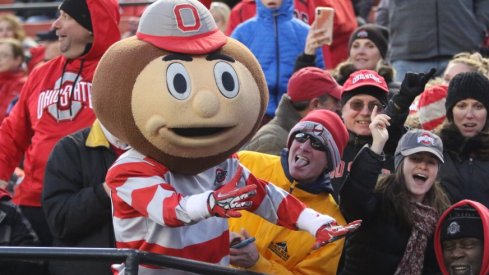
339, 108, 450, 275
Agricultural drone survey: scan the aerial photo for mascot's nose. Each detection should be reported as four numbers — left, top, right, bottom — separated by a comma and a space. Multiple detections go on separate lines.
192, 89, 220, 118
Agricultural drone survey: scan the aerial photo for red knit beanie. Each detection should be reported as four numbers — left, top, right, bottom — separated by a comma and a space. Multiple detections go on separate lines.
417, 85, 448, 131
287, 110, 348, 172
287, 67, 342, 102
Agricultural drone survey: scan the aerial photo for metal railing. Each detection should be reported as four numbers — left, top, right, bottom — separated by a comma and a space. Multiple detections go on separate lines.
0, 1, 153, 12
0, 247, 263, 275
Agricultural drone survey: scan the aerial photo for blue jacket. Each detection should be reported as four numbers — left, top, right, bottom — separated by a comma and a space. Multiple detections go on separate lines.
231, 0, 324, 117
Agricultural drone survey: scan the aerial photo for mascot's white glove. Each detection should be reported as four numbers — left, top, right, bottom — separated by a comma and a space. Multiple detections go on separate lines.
313, 220, 362, 249
207, 166, 257, 218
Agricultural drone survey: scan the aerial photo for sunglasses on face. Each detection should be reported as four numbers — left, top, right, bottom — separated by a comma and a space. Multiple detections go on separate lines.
294, 132, 327, 151
349, 100, 385, 112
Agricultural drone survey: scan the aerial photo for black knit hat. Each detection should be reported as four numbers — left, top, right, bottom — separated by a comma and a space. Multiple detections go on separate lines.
441, 206, 483, 241
348, 24, 389, 59
445, 72, 489, 121
59, 0, 92, 32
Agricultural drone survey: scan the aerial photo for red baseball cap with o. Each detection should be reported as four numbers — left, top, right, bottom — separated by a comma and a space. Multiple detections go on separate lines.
287, 67, 342, 102
341, 70, 389, 106
136, 0, 228, 54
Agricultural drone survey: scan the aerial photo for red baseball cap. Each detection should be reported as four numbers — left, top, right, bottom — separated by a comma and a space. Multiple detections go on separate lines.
136, 0, 228, 54
341, 70, 389, 106
287, 67, 342, 102
342, 70, 389, 93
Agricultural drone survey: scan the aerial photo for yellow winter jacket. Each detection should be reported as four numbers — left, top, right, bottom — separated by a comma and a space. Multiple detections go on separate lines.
230, 150, 346, 275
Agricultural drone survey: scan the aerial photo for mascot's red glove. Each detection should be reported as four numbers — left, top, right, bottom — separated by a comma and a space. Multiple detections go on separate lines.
207, 166, 257, 218
313, 220, 362, 249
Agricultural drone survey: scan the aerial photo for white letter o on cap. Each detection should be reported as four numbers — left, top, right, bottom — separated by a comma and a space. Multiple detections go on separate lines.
174, 4, 201, 32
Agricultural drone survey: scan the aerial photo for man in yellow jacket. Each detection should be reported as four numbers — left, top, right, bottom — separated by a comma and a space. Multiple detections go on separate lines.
229, 109, 350, 274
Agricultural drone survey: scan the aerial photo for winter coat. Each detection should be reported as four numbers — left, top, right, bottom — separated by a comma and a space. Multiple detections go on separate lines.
0, 188, 41, 275
438, 123, 489, 208
339, 146, 440, 275
243, 95, 301, 155
230, 150, 345, 274
42, 121, 117, 275
385, 0, 489, 61
225, 0, 315, 35
231, 0, 324, 117
0, 0, 121, 207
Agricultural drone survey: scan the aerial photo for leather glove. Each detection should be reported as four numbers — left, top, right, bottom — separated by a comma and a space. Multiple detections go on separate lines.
393, 68, 436, 110
313, 220, 362, 249
207, 166, 257, 218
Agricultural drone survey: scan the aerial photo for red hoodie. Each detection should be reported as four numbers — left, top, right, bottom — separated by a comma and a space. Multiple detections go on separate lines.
0, 71, 25, 123
0, 0, 121, 207
434, 200, 489, 275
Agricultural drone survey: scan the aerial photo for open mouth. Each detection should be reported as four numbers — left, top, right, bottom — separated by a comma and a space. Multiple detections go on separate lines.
171, 127, 230, 137
413, 173, 427, 183
450, 264, 472, 274
295, 155, 310, 168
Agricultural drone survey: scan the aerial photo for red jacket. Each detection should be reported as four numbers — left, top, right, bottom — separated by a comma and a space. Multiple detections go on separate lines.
0, 71, 25, 123
225, 0, 357, 68
0, 0, 121, 207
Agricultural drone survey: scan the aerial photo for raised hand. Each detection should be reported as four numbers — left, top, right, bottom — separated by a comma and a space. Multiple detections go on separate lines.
304, 21, 329, 55
393, 68, 437, 110
369, 105, 391, 154
313, 220, 362, 249
207, 166, 257, 218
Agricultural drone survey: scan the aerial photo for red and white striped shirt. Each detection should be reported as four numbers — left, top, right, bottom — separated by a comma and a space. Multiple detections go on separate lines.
107, 149, 332, 273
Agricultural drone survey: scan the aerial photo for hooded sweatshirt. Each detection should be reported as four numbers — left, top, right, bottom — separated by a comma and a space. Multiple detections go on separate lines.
0, 0, 121, 207
434, 199, 489, 275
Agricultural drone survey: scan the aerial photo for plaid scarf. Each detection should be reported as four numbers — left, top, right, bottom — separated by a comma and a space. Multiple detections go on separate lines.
394, 201, 438, 275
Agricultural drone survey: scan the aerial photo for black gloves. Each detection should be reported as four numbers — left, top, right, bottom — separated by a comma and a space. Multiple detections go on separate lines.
392, 68, 437, 111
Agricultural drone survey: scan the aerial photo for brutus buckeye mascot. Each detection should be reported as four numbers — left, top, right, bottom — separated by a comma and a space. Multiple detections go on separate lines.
92, 0, 360, 273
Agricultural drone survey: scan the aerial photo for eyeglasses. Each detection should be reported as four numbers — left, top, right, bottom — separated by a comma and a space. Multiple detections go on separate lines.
294, 132, 327, 151
349, 100, 385, 112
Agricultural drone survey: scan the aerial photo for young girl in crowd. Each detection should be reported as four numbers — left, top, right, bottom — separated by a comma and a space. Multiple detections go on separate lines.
339, 107, 450, 274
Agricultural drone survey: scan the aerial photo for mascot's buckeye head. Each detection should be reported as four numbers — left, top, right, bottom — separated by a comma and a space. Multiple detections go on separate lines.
92, 0, 268, 174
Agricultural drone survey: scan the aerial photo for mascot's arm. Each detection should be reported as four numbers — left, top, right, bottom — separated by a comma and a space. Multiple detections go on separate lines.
242, 165, 361, 248
106, 153, 257, 226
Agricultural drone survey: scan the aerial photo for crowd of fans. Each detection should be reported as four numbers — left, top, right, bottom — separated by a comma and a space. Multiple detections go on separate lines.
0, 0, 489, 274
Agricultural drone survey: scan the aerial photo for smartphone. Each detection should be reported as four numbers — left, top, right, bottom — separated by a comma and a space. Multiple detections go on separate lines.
230, 237, 256, 249
315, 7, 335, 45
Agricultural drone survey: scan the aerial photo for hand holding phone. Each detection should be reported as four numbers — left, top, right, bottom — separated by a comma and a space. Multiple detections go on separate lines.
230, 237, 256, 249
314, 7, 335, 46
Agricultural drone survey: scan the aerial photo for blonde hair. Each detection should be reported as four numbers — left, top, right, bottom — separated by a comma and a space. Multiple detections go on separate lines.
448, 52, 489, 78
0, 14, 26, 41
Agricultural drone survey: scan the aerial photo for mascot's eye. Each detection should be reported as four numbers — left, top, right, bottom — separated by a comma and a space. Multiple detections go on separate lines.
214, 62, 239, 98
167, 63, 191, 100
